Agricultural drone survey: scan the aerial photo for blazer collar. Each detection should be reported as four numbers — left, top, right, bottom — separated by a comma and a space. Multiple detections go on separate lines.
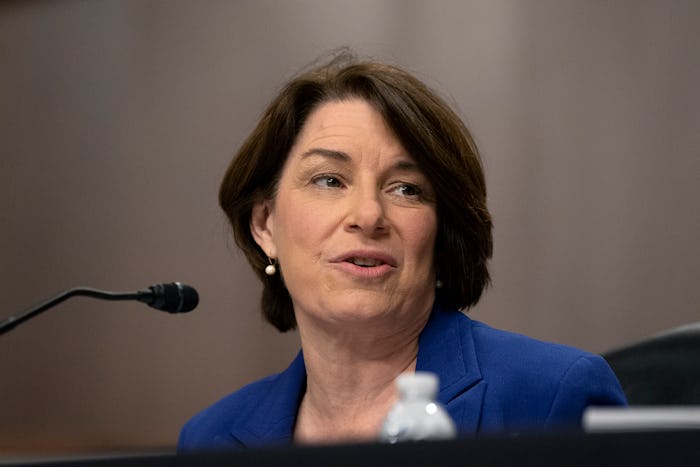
416, 305, 483, 401
416, 305, 486, 434
228, 351, 306, 448
229, 306, 485, 446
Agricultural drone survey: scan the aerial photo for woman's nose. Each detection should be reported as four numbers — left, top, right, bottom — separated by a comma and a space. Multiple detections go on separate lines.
344, 187, 389, 235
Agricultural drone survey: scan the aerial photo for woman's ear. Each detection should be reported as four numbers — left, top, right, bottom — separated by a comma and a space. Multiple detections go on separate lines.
250, 199, 276, 258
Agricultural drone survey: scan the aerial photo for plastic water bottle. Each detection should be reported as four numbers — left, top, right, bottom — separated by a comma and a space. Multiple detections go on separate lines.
379, 372, 457, 443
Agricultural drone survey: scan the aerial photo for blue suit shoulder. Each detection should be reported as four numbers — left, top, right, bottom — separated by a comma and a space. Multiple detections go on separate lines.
468, 318, 627, 430
178, 372, 282, 452
178, 352, 306, 452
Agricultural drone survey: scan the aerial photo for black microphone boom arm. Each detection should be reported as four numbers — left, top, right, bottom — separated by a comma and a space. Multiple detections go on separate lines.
0, 282, 198, 336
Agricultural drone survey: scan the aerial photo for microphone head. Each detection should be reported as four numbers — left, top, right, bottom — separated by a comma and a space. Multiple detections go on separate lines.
147, 282, 199, 313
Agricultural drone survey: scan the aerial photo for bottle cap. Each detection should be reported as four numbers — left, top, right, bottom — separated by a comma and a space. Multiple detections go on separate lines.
396, 372, 439, 399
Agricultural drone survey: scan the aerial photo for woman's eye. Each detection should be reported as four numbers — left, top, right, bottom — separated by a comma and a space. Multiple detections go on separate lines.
312, 175, 343, 188
391, 183, 422, 198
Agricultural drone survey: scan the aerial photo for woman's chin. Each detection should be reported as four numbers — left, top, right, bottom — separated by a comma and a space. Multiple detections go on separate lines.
300, 296, 428, 330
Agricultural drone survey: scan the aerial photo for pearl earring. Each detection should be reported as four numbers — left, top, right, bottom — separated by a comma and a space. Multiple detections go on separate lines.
265, 257, 277, 276
436, 279, 443, 289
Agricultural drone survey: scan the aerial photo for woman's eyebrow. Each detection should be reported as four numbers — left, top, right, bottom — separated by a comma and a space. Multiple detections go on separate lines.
300, 147, 422, 175
392, 159, 419, 172
300, 148, 350, 162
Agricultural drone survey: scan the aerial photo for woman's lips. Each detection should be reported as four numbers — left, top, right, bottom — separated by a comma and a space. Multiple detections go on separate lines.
330, 251, 397, 278
346, 257, 385, 267
331, 250, 397, 266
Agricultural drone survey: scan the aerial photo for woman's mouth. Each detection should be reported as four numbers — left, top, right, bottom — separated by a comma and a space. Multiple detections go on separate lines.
331, 251, 397, 279
347, 257, 385, 267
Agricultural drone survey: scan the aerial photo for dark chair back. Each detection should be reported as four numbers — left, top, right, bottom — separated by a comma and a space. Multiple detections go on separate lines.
603, 323, 700, 405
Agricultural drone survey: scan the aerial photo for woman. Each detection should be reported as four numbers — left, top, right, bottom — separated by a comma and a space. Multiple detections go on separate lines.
178, 53, 626, 451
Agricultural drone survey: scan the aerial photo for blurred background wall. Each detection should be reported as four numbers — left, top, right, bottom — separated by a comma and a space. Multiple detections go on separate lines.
1, 0, 698, 457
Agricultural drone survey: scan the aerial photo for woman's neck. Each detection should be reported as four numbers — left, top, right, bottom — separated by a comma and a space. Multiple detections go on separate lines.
293, 310, 429, 444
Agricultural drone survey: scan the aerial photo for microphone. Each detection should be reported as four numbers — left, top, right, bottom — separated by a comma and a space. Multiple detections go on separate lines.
137, 282, 199, 313
0, 282, 199, 336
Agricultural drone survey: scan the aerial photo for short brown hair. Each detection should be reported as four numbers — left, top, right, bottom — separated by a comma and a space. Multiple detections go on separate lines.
219, 52, 493, 332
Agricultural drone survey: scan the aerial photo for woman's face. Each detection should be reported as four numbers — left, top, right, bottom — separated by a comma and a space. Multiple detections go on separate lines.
251, 99, 438, 330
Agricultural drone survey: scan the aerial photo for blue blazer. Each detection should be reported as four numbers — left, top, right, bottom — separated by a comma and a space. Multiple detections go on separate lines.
178, 306, 626, 451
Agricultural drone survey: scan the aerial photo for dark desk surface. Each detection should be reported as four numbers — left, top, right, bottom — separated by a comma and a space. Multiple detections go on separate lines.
3, 430, 699, 467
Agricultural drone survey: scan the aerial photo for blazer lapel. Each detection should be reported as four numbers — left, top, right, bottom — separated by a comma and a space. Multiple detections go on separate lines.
416, 306, 487, 435
228, 351, 307, 448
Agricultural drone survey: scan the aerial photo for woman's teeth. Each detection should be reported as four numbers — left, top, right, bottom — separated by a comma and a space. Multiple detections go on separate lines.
349, 257, 382, 267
